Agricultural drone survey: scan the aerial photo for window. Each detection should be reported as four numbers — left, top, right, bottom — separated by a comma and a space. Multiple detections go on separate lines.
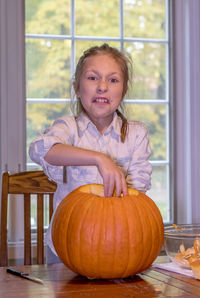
25, 0, 171, 224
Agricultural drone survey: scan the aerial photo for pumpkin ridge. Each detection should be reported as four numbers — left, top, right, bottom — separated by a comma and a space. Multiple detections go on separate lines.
80, 194, 102, 277
141, 195, 164, 263
98, 196, 117, 278
64, 196, 86, 270
56, 193, 92, 273
73, 193, 96, 276
110, 198, 116, 276
128, 195, 146, 274
103, 197, 117, 277
52, 195, 83, 271
130, 195, 147, 273
90, 195, 104, 277
65, 196, 86, 272
139, 196, 156, 270
136, 194, 163, 271
109, 197, 130, 278
66, 194, 87, 273
98, 195, 105, 277
140, 195, 158, 271
122, 197, 136, 276
120, 197, 131, 278
133, 194, 158, 273
122, 195, 145, 277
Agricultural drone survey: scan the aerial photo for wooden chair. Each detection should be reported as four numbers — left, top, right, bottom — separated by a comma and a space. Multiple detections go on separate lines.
0, 170, 57, 266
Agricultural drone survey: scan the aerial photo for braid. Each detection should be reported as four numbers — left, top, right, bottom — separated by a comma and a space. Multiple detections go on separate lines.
116, 110, 128, 143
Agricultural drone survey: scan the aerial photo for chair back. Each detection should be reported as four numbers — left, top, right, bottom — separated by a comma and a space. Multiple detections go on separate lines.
0, 170, 57, 266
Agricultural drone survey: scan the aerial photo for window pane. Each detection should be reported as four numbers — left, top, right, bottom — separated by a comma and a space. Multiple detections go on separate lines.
148, 166, 169, 222
25, 0, 70, 35
124, 0, 166, 39
125, 104, 167, 161
125, 42, 166, 100
75, 0, 120, 36
26, 103, 70, 163
26, 39, 71, 98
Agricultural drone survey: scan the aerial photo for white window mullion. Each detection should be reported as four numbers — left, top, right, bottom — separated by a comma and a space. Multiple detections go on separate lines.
70, 0, 76, 76
119, 0, 124, 50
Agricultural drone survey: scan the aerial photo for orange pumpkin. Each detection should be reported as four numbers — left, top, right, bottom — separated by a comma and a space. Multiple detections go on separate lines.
52, 184, 164, 279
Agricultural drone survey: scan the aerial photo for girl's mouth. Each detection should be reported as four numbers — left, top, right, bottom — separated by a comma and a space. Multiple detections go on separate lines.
93, 97, 109, 103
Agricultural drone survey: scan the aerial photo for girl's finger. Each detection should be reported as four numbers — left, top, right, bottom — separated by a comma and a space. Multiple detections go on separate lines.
103, 175, 110, 197
121, 177, 128, 196
107, 177, 114, 197
115, 174, 122, 197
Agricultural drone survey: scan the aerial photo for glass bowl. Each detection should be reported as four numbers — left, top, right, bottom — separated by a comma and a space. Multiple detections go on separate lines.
164, 224, 200, 269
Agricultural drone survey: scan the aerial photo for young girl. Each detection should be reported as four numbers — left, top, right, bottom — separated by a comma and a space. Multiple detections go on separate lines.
29, 43, 152, 263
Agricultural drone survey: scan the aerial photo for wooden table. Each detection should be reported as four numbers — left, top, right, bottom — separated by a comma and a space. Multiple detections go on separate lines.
1, 256, 200, 297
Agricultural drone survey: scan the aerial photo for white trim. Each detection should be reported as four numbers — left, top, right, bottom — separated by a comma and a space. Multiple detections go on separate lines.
184, 0, 192, 223
189, 0, 200, 223
0, 0, 26, 242
0, 0, 8, 174
172, 0, 200, 223
8, 242, 47, 264
119, 0, 124, 50
26, 98, 169, 104
0, 0, 26, 175
26, 34, 168, 44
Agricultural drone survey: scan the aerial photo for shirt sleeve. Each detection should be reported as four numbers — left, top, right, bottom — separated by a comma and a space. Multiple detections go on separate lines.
126, 123, 152, 193
29, 118, 74, 183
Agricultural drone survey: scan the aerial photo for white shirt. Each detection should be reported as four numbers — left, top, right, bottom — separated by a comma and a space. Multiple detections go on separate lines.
29, 112, 152, 253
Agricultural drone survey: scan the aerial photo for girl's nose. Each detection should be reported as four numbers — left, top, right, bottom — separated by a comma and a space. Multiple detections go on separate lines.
97, 80, 108, 93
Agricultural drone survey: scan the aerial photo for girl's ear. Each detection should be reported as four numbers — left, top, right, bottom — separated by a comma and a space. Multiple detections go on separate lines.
73, 82, 80, 97
122, 86, 128, 98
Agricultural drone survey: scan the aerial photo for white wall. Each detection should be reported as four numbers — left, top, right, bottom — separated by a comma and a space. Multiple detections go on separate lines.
0, 0, 26, 243
172, 0, 200, 223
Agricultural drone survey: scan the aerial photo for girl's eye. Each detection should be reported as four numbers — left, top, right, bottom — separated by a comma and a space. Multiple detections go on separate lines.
110, 78, 119, 83
88, 76, 97, 80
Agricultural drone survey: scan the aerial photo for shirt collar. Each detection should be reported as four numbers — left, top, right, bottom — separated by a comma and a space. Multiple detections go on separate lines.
76, 111, 122, 139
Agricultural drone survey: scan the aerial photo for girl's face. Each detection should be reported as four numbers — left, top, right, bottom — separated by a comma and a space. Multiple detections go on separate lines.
75, 54, 125, 128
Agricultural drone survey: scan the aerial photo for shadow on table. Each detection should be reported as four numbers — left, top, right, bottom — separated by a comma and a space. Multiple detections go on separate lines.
54, 273, 159, 298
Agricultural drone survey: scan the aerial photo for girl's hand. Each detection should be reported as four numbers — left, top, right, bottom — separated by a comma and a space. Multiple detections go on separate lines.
44, 143, 128, 197
96, 153, 128, 197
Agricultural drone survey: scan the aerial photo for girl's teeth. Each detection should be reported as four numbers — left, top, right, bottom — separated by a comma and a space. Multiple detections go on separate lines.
95, 98, 107, 103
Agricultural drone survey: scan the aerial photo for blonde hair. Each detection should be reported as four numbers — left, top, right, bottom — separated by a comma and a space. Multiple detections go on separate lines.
71, 43, 133, 142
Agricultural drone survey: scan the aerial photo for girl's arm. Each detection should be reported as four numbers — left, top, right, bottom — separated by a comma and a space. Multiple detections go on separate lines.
44, 143, 128, 197
126, 124, 152, 193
